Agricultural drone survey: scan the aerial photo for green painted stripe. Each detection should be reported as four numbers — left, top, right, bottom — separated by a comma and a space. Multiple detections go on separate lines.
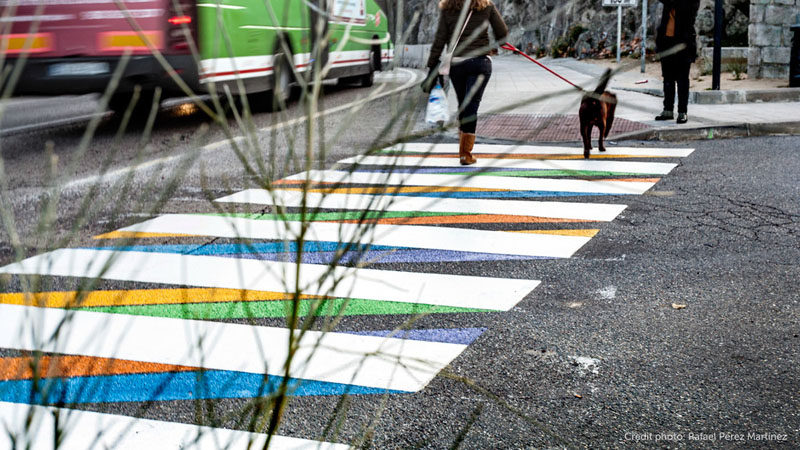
79, 298, 488, 320
205, 211, 472, 221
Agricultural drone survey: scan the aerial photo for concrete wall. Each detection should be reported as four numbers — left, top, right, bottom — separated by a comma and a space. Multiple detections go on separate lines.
748, 0, 800, 79
397, 44, 432, 69
701, 47, 749, 73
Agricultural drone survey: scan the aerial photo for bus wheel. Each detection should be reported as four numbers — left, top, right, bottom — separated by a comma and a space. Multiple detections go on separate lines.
271, 49, 293, 111
357, 47, 377, 88
109, 89, 157, 118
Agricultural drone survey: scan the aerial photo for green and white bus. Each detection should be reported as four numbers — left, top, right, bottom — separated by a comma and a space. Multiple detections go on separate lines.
1, 0, 394, 111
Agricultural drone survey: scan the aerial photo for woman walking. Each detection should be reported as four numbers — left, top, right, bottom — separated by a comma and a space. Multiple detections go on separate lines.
423, 0, 508, 165
654, 0, 700, 124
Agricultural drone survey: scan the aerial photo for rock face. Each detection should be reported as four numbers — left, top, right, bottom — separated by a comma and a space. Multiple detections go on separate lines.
387, 0, 749, 54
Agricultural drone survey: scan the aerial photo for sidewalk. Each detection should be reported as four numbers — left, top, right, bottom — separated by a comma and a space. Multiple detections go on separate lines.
448, 55, 800, 142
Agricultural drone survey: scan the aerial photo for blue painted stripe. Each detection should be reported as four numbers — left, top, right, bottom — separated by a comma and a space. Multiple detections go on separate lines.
347, 327, 486, 345
0, 370, 406, 405
83, 245, 548, 263
87, 241, 407, 256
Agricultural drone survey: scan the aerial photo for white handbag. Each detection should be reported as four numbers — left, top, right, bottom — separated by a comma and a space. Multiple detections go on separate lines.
439, 10, 473, 76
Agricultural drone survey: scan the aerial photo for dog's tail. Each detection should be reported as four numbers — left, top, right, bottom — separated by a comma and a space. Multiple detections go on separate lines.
593, 69, 612, 95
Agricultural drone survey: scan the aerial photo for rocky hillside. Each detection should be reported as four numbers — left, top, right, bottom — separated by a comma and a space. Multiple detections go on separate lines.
380, 0, 749, 56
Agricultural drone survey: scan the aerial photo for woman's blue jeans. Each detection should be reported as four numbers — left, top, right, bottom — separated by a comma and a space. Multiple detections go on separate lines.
449, 56, 492, 134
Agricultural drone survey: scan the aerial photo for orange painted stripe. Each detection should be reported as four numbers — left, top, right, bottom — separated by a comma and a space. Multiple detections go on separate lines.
0, 355, 196, 381
93, 231, 198, 240
273, 179, 316, 185
0, 288, 317, 309
325, 214, 591, 225
509, 229, 600, 237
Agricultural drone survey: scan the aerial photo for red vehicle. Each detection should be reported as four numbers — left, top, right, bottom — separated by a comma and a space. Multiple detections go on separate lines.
1, 0, 199, 111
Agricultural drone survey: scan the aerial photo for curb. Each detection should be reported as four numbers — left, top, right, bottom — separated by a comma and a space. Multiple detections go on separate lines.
611, 121, 800, 141
614, 86, 800, 104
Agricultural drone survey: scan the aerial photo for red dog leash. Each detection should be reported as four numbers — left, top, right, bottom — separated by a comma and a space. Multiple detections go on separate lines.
501, 42, 579, 89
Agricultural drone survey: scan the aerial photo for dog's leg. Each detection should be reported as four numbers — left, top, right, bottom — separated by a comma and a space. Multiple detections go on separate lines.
604, 101, 617, 140
581, 123, 592, 159
597, 122, 606, 153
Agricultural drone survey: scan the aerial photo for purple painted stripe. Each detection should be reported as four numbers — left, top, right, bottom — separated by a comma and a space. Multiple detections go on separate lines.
346, 328, 487, 345
221, 249, 547, 264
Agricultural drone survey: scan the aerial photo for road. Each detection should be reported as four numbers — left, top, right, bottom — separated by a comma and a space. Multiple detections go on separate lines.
0, 69, 798, 448
0, 68, 421, 258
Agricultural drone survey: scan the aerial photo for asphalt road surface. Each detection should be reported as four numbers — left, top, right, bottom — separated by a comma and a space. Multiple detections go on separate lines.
0, 70, 798, 449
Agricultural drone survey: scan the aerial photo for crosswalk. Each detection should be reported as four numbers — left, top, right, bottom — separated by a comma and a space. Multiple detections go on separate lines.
0, 142, 693, 447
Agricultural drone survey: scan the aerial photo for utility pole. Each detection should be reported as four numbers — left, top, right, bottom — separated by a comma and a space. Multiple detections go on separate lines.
641, 0, 647, 73
712, 0, 723, 90
617, 5, 623, 63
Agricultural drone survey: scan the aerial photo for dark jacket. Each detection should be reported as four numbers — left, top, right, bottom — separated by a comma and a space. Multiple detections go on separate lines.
426, 2, 508, 69
655, 0, 700, 60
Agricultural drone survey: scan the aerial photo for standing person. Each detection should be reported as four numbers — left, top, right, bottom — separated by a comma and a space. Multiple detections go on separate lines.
654, 0, 700, 124
422, 0, 508, 165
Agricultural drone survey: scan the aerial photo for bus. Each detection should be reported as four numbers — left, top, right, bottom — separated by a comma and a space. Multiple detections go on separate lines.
0, 0, 394, 112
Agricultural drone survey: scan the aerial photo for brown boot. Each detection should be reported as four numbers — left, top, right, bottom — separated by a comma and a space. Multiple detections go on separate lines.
459, 132, 477, 165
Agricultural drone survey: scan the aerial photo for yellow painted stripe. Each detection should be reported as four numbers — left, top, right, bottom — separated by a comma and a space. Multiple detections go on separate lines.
0, 288, 318, 309
508, 229, 599, 237
93, 231, 198, 240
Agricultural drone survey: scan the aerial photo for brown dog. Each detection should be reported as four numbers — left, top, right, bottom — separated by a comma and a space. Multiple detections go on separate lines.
579, 69, 617, 159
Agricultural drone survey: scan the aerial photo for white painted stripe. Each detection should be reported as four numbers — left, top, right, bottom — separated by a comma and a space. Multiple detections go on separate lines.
197, 3, 247, 10
217, 190, 627, 222
336, 155, 678, 175
200, 49, 370, 82
0, 248, 540, 310
384, 143, 695, 158
200, 54, 273, 81
0, 304, 468, 392
280, 170, 656, 195
241, 25, 308, 31
116, 214, 590, 258
0, 401, 346, 450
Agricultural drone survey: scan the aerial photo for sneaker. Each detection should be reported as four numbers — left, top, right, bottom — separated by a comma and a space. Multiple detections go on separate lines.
655, 110, 674, 120
676, 112, 688, 124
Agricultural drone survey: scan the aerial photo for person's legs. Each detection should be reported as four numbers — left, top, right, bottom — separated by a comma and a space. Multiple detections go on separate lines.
451, 57, 492, 165
655, 57, 677, 120
449, 70, 468, 115
456, 57, 492, 134
661, 57, 677, 114
676, 58, 691, 114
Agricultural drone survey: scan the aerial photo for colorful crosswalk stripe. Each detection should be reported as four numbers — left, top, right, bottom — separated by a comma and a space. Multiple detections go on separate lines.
217, 190, 628, 221
0, 401, 349, 449
346, 166, 656, 177
112, 214, 593, 258
335, 155, 679, 174
0, 304, 467, 392
0, 249, 540, 310
0, 143, 696, 425
0, 329, 485, 404
277, 171, 658, 195
0, 288, 491, 319
0, 368, 403, 404
85, 244, 553, 264
380, 143, 696, 158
